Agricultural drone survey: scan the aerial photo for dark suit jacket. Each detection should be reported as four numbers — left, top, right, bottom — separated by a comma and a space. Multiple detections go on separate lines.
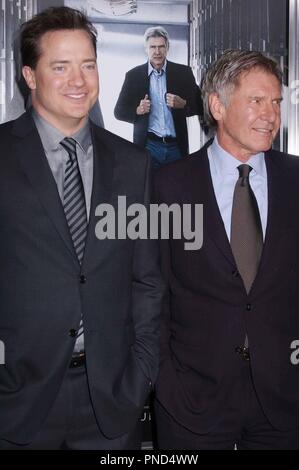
154, 141, 299, 433
0, 112, 164, 444
114, 61, 202, 157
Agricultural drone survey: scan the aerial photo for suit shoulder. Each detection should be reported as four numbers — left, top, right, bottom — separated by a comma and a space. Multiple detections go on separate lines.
0, 119, 20, 151
269, 148, 299, 172
91, 124, 149, 164
0, 119, 15, 137
167, 61, 192, 73
125, 63, 147, 77
155, 146, 206, 188
282, 151, 299, 169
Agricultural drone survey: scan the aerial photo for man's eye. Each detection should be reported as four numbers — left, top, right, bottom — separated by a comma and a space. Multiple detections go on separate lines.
84, 64, 96, 70
53, 66, 65, 72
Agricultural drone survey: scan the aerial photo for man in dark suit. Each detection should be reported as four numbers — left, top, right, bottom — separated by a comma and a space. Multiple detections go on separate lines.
154, 50, 299, 449
114, 26, 201, 169
0, 7, 163, 450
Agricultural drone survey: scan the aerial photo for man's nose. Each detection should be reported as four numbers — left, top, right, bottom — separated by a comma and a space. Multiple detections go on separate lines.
68, 67, 85, 87
261, 102, 278, 122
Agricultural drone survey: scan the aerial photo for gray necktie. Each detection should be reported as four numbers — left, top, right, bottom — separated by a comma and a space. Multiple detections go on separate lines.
230, 164, 263, 294
61, 137, 87, 351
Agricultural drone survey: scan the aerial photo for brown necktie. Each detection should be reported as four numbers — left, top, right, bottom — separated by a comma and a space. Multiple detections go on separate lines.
230, 164, 263, 294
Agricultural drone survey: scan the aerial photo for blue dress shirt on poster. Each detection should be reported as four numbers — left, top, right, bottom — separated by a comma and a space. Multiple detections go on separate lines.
148, 60, 176, 138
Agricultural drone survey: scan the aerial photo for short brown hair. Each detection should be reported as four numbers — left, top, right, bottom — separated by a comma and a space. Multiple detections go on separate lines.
202, 49, 283, 128
21, 6, 97, 69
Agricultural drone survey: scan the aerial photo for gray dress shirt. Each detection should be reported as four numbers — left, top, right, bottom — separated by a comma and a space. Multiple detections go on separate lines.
32, 110, 93, 220
33, 110, 94, 353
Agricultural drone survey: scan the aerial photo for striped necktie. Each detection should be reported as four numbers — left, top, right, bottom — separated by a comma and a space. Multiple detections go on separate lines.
61, 137, 88, 263
60, 137, 88, 351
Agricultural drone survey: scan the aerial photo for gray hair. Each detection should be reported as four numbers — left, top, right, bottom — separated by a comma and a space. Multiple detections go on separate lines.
144, 26, 169, 49
201, 49, 283, 128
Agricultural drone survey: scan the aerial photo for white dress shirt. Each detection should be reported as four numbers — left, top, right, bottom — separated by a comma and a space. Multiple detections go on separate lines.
207, 135, 268, 241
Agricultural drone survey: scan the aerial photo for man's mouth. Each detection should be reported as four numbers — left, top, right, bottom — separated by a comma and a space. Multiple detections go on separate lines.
253, 128, 273, 134
65, 93, 87, 100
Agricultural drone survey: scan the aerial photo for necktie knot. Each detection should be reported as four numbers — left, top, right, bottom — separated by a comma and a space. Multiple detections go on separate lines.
237, 164, 252, 187
237, 164, 252, 178
60, 138, 77, 163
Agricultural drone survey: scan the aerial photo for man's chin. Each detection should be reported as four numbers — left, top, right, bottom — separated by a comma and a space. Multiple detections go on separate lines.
257, 141, 275, 152
152, 59, 164, 69
63, 109, 90, 121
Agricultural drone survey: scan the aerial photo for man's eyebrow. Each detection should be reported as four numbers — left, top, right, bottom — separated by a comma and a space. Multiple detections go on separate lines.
50, 60, 70, 65
249, 94, 283, 101
49, 59, 96, 65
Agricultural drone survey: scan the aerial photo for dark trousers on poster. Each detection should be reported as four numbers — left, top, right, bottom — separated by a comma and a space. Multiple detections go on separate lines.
145, 139, 182, 170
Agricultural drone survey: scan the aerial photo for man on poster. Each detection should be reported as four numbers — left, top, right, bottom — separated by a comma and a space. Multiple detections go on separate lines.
114, 26, 201, 168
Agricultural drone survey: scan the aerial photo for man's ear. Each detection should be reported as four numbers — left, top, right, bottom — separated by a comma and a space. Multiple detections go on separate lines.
22, 66, 37, 90
209, 92, 225, 123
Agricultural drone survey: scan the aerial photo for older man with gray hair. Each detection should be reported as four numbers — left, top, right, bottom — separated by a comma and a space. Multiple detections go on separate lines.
154, 49, 299, 449
114, 26, 201, 168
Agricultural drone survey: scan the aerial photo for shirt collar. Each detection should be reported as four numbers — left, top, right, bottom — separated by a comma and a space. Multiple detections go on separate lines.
32, 109, 92, 154
148, 59, 167, 76
209, 134, 266, 179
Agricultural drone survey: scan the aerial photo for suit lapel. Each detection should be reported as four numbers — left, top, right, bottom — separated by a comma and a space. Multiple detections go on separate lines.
254, 150, 289, 278
200, 146, 291, 286
166, 61, 175, 92
185, 145, 291, 289
191, 144, 236, 267
12, 112, 78, 264
81, 123, 114, 271
141, 63, 150, 96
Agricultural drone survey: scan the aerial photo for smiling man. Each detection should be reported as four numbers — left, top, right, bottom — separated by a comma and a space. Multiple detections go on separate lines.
114, 26, 202, 169
154, 50, 299, 450
0, 7, 163, 450
22, 27, 99, 135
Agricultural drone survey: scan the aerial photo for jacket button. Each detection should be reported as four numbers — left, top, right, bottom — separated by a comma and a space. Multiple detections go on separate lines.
80, 275, 86, 284
246, 303, 251, 311
69, 329, 77, 337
